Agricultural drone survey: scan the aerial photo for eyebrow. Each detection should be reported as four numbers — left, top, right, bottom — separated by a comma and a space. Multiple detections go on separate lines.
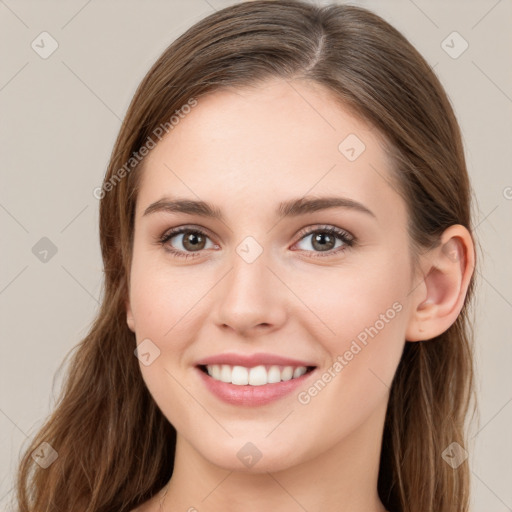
142, 195, 376, 220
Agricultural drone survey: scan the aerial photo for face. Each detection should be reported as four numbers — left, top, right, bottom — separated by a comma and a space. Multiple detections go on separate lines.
126, 78, 417, 472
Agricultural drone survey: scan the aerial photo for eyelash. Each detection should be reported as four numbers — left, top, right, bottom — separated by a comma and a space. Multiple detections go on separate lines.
157, 224, 355, 261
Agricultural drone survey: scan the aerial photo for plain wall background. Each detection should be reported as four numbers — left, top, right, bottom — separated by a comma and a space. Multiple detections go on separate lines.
1, 0, 511, 510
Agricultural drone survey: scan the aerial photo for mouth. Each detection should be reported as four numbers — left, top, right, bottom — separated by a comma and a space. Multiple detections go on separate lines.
194, 354, 318, 406
197, 363, 316, 386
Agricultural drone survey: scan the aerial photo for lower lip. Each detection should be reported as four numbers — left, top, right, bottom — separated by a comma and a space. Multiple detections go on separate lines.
196, 367, 315, 406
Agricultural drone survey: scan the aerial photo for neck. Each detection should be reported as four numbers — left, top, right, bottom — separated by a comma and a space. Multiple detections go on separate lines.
162, 399, 389, 512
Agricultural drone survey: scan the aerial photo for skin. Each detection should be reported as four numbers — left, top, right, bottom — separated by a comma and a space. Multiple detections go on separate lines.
126, 78, 475, 512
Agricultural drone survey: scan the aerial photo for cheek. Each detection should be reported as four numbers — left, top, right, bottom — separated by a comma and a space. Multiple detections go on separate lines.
291, 276, 407, 456
296, 251, 409, 343
128, 251, 198, 340
139, 361, 205, 446
129, 260, 200, 431
296, 253, 409, 392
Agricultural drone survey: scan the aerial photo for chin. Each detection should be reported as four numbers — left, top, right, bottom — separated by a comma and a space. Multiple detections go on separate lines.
193, 436, 305, 474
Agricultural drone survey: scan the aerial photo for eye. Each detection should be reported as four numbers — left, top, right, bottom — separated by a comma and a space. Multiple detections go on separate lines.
157, 224, 355, 260
158, 226, 217, 260
292, 225, 355, 258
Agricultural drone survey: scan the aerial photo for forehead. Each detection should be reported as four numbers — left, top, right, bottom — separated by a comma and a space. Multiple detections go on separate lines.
136, 79, 401, 224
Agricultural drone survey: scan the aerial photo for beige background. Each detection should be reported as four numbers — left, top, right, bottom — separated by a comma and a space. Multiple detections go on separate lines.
1, 0, 511, 510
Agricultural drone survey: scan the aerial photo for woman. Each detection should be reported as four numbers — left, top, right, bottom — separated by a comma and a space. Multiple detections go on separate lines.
14, 1, 477, 511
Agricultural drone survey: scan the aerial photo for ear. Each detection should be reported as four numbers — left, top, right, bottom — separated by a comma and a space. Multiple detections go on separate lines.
405, 224, 475, 342
126, 297, 136, 333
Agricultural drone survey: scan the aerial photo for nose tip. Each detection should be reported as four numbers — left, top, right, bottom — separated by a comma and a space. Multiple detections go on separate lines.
212, 257, 287, 338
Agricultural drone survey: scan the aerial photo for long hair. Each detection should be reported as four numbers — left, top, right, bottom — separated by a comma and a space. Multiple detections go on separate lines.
13, 1, 478, 511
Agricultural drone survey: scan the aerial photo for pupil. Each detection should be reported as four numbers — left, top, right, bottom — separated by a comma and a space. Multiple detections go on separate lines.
314, 233, 334, 251
185, 232, 204, 250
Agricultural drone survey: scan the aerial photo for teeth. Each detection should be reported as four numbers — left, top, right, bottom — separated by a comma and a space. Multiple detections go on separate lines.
293, 366, 307, 378
204, 364, 310, 386
248, 365, 267, 386
220, 365, 231, 383
281, 366, 293, 381
211, 364, 221, 380
267, 365, 281, 383
231, 365, 249, 385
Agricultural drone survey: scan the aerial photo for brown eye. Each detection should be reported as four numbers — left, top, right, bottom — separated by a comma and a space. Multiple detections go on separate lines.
159, 227, 215, 259
310, 232, 337, 251
293, 225, 355, 258
180, 231, 207, 251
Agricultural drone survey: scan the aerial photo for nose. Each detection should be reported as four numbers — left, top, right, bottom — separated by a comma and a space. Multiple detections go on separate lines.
212, 248, 288, 339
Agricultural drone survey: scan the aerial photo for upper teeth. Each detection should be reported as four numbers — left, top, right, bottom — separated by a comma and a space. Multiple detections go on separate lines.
206, 364, 308, 386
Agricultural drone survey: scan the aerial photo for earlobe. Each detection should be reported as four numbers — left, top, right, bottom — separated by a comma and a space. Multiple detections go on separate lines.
126, 298, 135, 332
405, 225, 475, 342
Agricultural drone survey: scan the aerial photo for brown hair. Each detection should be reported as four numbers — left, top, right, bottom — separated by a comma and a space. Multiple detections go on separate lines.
13, 1, 477, 511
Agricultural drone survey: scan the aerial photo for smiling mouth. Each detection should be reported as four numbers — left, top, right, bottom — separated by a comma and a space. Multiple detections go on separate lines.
198, 364, 316, 386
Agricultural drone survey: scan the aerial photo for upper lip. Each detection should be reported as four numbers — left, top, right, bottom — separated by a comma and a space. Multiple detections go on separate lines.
195, 352, 316, 368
